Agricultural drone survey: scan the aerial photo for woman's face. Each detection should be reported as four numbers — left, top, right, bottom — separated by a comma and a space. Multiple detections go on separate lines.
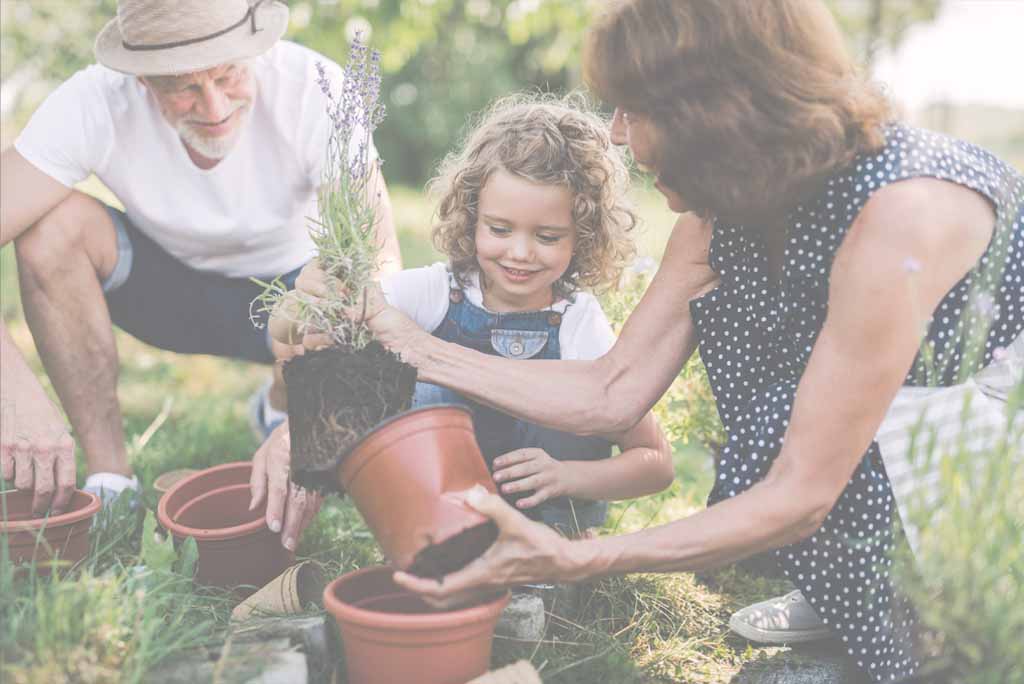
610, 108, 689, 213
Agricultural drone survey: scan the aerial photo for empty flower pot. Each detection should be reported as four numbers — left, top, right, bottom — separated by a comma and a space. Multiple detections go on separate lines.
324, 565, 510, 684
157, 462, 293, 593
1, 488, 100, 574
337, 404, 499, 578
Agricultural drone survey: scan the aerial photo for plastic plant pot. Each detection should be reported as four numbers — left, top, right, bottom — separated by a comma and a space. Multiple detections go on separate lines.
1, 488, 100, 574
324, 565, 510, 684
336, 404, 500, 578
157, 462, 293, 593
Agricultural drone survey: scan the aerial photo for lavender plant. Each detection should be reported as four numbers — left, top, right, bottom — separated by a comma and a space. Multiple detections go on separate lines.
253, 34, 386, 350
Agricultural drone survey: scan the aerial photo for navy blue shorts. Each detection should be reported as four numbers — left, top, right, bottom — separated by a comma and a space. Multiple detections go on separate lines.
101, 205, 304, 364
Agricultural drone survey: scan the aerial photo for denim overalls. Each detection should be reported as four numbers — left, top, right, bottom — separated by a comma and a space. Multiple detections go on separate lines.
413, 280, 612, 535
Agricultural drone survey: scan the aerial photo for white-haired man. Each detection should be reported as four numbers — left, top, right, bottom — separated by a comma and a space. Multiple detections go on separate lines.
0, 0, 400, 551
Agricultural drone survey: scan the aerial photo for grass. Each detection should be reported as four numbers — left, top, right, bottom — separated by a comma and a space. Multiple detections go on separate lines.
0, 182, 797, 683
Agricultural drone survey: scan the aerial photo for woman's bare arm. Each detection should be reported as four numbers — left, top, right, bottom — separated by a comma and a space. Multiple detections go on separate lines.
395, 178, 996, 601
377, 213, 718, 435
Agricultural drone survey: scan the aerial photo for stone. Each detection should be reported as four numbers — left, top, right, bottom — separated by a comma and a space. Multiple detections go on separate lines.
495, 592, 546, 641
148, 615, 337, 684
731, 641, 871, 684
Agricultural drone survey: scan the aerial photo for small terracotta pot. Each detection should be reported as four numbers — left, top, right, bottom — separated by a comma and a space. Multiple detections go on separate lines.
338, 405, 499, 577
1, 488, 100, 573
324, 565, 510, 684
157, 462, 293, 593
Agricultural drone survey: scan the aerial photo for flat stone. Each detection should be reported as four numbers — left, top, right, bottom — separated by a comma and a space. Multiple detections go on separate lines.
149, 614, 336, 684
147, 638, 307, 684
495, 593, 546, 641
731, 641, 871, 684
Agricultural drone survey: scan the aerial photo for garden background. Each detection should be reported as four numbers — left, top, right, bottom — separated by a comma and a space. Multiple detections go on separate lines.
1, 1, 1021, 682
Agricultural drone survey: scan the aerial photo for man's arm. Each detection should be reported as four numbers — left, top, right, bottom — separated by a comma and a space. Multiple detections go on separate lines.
1, 147, 72, 246
1, 146, 78, 513
369, 163, 402, 277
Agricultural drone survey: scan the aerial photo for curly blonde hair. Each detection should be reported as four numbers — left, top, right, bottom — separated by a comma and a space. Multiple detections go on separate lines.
428, 93, 638, 300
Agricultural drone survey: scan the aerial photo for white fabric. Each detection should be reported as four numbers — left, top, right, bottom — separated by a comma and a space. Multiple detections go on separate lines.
875, 328, 1024, 555
83, 472, 140, 494
14, 40, 373, 278
381, 262, 619, 361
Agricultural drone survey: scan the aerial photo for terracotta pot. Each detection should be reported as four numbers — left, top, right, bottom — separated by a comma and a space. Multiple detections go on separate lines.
338, 405, 499, 577
324, 565, 510, 684
157, 462, 293, 593
1, 489, 100, 573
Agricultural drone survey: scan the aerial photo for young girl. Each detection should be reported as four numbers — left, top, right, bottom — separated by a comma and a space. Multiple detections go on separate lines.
277, 95, 674, 535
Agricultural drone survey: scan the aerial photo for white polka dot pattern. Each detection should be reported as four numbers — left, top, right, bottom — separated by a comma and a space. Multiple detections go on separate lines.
689, 124, 1024, 683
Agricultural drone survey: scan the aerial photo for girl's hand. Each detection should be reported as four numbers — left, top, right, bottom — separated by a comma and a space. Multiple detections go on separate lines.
393, 485, 582, 608
491, 448, 579, 509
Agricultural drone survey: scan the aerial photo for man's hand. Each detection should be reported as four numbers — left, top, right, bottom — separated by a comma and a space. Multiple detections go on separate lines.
1, 398, 77, 517
392, 485, 580, 609
249, 420, 322, 551
491, 448, 579, 510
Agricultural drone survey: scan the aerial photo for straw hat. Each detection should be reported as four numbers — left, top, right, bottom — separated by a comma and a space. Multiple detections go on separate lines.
94, 0, 289, 76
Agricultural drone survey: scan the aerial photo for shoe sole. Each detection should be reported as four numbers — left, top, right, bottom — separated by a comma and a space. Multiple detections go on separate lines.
728, 613, 832, 644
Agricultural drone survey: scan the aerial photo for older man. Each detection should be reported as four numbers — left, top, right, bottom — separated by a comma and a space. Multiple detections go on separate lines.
0, 0, 400, 550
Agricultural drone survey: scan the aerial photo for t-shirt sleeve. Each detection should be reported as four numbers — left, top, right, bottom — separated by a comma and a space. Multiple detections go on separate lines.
301, 55, 379, 187
380, 262, 451, 334
559, 293, 618, 361
13, 67, 115, 188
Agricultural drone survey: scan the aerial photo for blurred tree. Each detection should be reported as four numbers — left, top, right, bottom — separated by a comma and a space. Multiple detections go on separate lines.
826, 0, 941, 67
2, 0, 940, 185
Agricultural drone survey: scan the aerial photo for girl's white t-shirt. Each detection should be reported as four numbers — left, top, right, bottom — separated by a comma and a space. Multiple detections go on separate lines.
381, 262, 618, 361
14, 41, 371, 279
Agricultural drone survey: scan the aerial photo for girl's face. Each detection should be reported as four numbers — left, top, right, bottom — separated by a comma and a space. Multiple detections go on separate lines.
610, 108, 689, 214
474, 169, 577, 313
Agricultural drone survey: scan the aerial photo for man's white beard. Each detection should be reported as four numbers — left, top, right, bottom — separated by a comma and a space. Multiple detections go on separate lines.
177, 101, 250, 160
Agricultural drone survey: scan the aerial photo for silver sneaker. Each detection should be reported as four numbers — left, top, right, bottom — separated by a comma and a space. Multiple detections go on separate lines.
728, 590, 832, 644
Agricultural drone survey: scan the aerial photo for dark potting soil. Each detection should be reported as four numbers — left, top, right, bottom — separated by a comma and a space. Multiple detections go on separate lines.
284, 341, 417, 493
406, 520, 499, 580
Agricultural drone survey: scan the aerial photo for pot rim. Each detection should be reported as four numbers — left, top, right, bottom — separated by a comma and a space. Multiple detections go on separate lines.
0, 488, 101, 533
344, 403, 473, 458
323, 565, 509, 631
157, 462, 268, 541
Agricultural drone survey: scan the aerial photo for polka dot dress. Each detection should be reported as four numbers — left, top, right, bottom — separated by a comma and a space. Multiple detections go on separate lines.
690, 124, 1024, 683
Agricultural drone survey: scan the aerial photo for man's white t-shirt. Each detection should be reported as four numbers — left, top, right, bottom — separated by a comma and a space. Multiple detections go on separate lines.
381, 263, 618, 361
14, 41, 369, 278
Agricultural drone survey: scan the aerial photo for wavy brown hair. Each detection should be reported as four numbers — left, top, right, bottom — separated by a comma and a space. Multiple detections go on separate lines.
584, 0, 892, 225
428, 93, 637, 300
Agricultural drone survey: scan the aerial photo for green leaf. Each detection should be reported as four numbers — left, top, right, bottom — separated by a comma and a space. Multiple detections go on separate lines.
175, 536, 199, 580
140, 509, 176, 574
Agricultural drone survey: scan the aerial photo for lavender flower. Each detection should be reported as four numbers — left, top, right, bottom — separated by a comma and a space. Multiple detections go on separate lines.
254, 32, 389, 349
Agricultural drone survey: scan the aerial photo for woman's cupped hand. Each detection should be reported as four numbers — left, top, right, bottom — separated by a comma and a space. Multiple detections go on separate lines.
392, 484, 584, 609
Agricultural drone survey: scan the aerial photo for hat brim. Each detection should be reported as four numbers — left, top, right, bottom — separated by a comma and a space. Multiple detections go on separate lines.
94, 2, 288, 76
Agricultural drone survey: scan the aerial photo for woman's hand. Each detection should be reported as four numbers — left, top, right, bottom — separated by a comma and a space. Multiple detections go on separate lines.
491, 448, 579, 509
392, 485, 585, 608
249, 420, 323, 551
286, 260, 427, 360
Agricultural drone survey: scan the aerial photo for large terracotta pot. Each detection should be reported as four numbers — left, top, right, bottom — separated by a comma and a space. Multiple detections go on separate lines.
338, 405, 499, 577
324, 565, 509, 684
157, 462, 293, 593
1, 489, 100, 573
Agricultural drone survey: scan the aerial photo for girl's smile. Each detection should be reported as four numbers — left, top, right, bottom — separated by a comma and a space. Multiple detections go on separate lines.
474, 169, 576, 313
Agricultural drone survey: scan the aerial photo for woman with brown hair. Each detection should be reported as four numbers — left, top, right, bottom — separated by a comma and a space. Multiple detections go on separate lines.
293, 1, 1023, 680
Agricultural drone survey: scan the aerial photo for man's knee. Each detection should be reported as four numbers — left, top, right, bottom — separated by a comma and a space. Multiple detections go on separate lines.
14, 192, 118, 285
